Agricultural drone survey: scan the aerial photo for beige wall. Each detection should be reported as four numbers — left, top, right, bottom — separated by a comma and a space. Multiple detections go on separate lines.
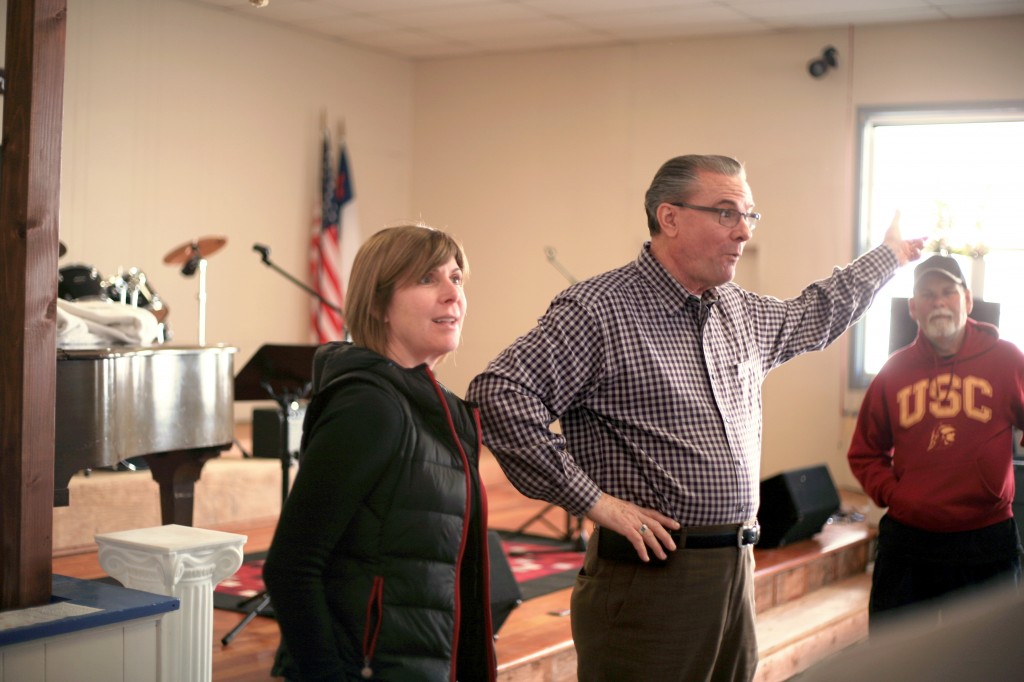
60, 0, 415, 406
53, 3, 1024, 489
411, 17, 1024, 488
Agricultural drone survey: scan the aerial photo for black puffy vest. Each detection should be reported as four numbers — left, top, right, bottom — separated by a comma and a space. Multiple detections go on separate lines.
300, 346, 497, 681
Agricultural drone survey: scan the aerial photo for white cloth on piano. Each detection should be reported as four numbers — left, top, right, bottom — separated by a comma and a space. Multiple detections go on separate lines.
56, 299, 160, 347
56, 302, 98, 347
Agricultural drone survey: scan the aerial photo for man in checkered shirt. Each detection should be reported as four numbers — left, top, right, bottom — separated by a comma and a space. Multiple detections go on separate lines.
467, 154, 924, 682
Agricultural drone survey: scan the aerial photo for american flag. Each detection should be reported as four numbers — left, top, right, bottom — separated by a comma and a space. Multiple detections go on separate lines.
310, 133, 359, 342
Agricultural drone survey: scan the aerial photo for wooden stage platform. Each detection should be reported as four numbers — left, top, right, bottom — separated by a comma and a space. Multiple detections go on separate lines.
51, 432, 873, 681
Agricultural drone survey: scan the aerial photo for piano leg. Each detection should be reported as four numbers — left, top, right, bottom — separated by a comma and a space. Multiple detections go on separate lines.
143, 446, 229, 526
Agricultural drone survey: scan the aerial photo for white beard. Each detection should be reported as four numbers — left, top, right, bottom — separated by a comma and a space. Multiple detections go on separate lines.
922, 311, 959, 342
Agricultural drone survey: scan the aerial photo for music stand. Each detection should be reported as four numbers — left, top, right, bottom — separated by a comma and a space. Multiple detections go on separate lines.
221, 343, 318, 646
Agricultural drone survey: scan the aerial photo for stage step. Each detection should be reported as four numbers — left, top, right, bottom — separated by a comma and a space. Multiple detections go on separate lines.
754, 572, 870, 682
53, 448, 282, 556
494, 572, 871, 682
753, 518, 873, 613
493, 527, 874, 682
750, 519, 874, 680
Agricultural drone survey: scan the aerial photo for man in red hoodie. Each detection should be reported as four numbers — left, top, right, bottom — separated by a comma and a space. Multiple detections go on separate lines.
849, 254, 1024, 630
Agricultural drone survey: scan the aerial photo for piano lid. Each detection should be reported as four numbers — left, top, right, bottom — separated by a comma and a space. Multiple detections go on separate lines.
55, 345, 237, 505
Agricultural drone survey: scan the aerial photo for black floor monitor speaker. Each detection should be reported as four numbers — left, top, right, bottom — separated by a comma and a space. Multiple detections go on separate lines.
251, 406, 306, 458
487, 530, 523, 636
758, 465, 840, 549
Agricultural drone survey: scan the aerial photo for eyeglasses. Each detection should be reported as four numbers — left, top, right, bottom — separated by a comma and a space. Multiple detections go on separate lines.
670, 202, 760, 230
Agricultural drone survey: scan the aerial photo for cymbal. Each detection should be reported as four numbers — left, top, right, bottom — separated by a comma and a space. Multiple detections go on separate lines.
163, 236, 227, 265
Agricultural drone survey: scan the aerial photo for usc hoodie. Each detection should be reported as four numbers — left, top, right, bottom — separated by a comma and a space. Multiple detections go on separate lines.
849, 318, 1024, 533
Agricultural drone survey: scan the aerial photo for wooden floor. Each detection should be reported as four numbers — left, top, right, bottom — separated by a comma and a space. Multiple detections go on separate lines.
51, 447, 576, 681
50, 445, 873, 682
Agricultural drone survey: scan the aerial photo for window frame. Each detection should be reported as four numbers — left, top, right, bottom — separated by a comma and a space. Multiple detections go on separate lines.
846, 101, 1024, 400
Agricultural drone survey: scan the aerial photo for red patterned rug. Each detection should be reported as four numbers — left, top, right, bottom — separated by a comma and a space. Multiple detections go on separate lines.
214, 533, 584, 617
216, 558, 267, 602
500, 538, 586, 583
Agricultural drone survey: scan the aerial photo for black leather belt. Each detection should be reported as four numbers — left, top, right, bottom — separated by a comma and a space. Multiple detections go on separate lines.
674, 524, 761, 549
597, 523, 760, 564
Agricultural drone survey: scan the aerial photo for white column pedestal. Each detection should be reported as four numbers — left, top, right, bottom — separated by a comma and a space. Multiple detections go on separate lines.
95, 524, 247, 682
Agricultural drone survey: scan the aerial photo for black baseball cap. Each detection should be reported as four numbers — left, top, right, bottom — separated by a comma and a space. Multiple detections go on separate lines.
914, 254, 966, 288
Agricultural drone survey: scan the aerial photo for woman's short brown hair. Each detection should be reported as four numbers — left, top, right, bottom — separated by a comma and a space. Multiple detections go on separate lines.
345, 223, 468, 357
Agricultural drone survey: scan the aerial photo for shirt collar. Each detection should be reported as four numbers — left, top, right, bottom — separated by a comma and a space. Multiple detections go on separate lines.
636, 242, 709, 315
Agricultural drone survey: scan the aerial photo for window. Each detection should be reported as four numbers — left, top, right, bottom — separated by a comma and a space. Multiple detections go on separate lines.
849, 103, 1024, 390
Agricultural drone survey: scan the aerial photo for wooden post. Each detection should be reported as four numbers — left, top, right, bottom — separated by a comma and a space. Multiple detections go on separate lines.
0, 0, 67, 610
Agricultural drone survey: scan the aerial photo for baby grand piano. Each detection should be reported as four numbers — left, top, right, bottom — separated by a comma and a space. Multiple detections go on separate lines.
55, 345, 237, 526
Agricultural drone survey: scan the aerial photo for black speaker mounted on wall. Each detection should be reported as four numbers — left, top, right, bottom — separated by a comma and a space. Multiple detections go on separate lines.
758, 465, 840, 549
808, 46, 838, 78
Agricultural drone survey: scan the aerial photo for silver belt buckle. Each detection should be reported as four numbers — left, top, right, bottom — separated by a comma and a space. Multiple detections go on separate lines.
738, 523, 761, 547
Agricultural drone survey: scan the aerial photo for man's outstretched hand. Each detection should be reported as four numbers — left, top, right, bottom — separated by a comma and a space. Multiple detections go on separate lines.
883, 210, 926, 265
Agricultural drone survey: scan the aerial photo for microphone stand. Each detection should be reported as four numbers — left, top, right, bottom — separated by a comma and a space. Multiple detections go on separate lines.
252, 244, 346, 335
509, 246, 587, 551
180, 247, 210, 345
544, 246, 579, 284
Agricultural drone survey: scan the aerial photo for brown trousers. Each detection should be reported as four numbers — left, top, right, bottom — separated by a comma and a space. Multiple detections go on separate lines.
571, 529, 757, 682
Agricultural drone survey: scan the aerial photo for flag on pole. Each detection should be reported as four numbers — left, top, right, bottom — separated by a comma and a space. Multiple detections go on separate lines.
310, 132, 359, 343
336, 140, 361, 318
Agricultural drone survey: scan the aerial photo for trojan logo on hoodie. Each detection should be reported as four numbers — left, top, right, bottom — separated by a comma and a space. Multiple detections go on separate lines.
896, 373, 994, 429
927, 423, 958, 451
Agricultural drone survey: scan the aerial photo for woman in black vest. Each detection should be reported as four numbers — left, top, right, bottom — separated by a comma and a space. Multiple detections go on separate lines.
263, 224, 496, 681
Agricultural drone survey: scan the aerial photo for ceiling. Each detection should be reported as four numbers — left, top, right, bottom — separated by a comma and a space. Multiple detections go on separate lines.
192, 0, 1024, 59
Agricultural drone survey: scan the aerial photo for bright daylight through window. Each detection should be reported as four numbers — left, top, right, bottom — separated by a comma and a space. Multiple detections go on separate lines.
850, 104, 1024, 389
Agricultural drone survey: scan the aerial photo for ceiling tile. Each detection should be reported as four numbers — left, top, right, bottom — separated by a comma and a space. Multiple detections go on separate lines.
190, 0, 1024, 59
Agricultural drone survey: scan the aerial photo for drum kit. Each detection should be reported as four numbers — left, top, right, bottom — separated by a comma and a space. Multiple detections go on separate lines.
58, 236, 228, 345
